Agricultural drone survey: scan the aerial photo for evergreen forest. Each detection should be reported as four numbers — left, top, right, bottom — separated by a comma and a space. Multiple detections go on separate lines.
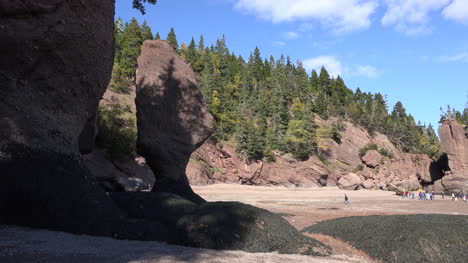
101, 18, 465, 162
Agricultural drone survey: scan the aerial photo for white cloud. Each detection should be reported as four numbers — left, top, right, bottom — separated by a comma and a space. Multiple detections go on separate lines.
381, 0, 451, 35
303, 56, 343, 77
282, 31, 299, 39
355, 65, 379, 78
443, 0, 468, 25
234, 0, 378, 33
440, 52, 468, 62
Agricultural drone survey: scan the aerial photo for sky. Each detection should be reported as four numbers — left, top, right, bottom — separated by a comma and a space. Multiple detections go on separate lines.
116, 0, 468, 129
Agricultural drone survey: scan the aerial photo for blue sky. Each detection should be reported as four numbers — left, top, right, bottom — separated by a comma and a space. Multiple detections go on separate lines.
116, 0, 468, 129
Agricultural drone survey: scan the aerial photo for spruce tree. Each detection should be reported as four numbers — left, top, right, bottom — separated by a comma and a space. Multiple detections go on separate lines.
166, 27, 179, 51
154, 32, 161, 40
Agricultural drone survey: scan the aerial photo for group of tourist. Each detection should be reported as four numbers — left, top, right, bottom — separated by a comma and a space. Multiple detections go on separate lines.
451, 192, 467, 202
400, 189, 468, 202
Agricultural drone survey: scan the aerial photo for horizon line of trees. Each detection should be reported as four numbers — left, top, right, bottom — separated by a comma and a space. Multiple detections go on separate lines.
104, 17, 446, 162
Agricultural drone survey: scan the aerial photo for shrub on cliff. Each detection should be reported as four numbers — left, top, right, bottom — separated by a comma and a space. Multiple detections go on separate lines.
96, 103, 137, 159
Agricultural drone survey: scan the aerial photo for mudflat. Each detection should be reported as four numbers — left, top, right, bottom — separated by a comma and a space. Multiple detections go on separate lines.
1, 184, 467, 263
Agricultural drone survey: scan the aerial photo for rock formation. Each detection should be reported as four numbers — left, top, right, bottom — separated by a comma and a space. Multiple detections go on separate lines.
187, 118, 439, 191
0, 2, 334, 255
438, 120, 468, 192
135, 40, 214, 203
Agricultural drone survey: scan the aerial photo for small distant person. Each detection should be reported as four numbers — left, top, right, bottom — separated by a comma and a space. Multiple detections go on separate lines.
402, 189, 406, 198
452, 192, 455, 201
344, 194, 349, 205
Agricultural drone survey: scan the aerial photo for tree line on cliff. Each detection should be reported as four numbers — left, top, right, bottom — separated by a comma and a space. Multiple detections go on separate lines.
104, 18, 441, 162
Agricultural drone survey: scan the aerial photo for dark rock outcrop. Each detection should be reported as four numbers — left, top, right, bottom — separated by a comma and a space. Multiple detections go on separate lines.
0, 0, 114, 155
438, 121, 468, 192
111, 192, 331, 255
82, 150, 152, 192
0, 0, 168, 241
135, 40, 214, 203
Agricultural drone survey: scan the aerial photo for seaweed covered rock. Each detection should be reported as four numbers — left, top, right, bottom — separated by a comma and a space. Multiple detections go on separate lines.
111, 192, 331, 255
135, 40, 214, 203
303, 214, 468, 263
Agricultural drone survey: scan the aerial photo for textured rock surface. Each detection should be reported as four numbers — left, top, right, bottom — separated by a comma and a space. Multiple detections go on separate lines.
135, 40, 214, 203
438, 121, 468, 192
187, 118, 437, 191
189, 140, 336, 187
361, 150, 382, 168
337, 173, 362, 190
0, 0, 170, 242
0, 0, 114, 155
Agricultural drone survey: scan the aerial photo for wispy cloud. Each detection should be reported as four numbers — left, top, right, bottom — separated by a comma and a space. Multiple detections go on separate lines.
273, 41, 286, 47
354, 65, 379, 78
234, 0, 378, 33
303, 56, 343, 77
282, 31, 299, 39
440, 52, 468, 62
443, 0, 468, 25
381, 0, 451, 35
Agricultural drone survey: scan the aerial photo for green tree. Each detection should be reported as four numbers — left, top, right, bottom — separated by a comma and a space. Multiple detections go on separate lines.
166, 27, 179, 51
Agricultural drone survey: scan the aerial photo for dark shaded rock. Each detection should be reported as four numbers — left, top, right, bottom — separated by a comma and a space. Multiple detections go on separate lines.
135, 40, 214, 203
113, 156, 156, 188
0, 148, 169, 241
0, 0, 114, 155
82, 150, 152, 192
78, 112, 98, 154
110, 192, 331, 255
0, 0, 170, 242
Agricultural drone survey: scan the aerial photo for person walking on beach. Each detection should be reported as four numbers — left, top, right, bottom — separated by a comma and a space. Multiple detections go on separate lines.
344, 194, 349, 205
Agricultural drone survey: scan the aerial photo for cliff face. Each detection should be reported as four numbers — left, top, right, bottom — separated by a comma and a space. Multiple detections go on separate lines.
438, 121, 468, 192
187, 119, 436, 191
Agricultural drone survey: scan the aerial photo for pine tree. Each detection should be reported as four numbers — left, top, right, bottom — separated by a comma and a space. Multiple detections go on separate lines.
119, 18, 143, 77
154, 32, 160, 40
140, 20, 153, 40
166, 27, 179, 51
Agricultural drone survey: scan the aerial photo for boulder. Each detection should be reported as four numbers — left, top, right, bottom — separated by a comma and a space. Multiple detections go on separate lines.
395, 180, 421, 193
338, 173, 362, 190
135, 40, 214, 203
438, 121, 468, 192
362, 179, 375, 189
361, 150, 382, 168
113, 156, 156, 188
